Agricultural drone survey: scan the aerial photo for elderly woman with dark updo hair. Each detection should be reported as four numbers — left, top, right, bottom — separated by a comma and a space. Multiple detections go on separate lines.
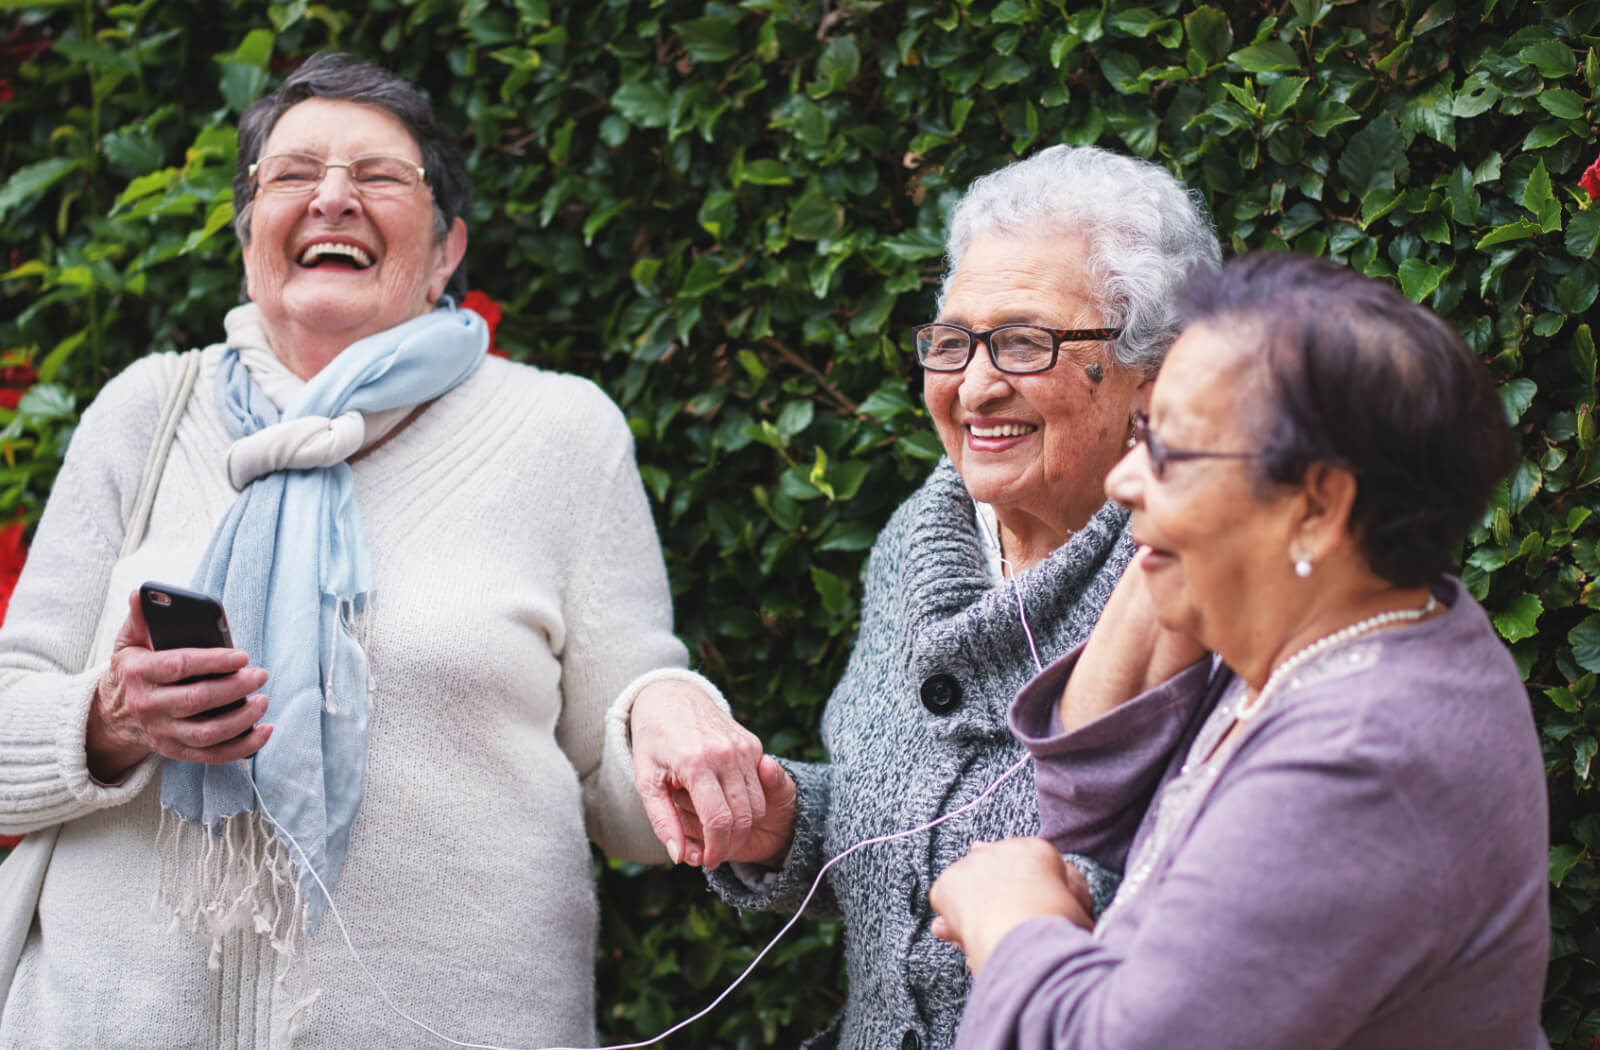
930, 252, 1549, 1050
0, 52, 715, 1047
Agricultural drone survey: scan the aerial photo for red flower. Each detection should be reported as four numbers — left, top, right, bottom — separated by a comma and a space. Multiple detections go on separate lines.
461, 290, 506, 358
0, 363, 36, 411
0, 521, 26, 848
0, 79, 13, 104
1581, 153, 1600, 202
0, 520, 25, 626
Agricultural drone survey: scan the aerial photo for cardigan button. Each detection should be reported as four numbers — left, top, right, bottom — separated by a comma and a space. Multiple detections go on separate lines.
919, 674, 962, 715
901, 1032, 922, 1050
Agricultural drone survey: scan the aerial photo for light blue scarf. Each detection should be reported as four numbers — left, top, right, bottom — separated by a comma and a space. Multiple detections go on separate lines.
161, 302, 486, 928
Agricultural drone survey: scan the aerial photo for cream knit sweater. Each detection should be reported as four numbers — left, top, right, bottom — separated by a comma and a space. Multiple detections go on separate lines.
0, 345, 690, 1048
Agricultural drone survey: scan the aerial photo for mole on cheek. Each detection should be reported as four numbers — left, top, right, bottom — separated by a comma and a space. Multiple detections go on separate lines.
1084, 363, 1104, 384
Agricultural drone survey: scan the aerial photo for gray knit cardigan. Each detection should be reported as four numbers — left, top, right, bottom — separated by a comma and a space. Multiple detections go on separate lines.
708, 460, 1134, 1050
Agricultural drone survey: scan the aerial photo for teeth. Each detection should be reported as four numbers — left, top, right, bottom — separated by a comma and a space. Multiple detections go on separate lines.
299, 242, 373, 268
969, 424, 1036, 438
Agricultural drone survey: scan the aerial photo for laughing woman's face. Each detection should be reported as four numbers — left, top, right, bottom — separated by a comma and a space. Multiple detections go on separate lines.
241, 98, 463, 375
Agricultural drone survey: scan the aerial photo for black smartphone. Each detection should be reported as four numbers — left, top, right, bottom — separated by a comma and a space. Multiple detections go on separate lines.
138, 582, 245, 718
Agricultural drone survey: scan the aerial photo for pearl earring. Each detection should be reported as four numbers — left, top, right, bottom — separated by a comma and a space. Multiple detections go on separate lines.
1293, 555, 1313, 578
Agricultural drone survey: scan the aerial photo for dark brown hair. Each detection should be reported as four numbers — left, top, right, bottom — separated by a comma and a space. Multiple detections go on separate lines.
1180, 252, 1517, 587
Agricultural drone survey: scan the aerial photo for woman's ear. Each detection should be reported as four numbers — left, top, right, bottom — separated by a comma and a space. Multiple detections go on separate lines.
1294, 461, 1360, 562
1134, 375, 1155, 416
429, 217, 468, 303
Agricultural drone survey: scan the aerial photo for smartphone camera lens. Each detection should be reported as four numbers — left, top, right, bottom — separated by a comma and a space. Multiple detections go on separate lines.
148, 591, 172, 607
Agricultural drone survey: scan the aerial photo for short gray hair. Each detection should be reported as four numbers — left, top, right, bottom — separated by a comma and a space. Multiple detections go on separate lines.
940, 145, 1220, 376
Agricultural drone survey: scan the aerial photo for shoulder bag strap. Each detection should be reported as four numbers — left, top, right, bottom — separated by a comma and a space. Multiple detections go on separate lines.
0, 347, 203, 1003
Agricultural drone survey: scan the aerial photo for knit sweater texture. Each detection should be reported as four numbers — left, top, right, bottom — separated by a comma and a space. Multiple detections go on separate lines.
707, 460, 1134, 1050
0, 346, 680, 1048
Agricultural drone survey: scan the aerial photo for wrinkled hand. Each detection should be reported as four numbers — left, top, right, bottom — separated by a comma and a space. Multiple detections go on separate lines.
630, 679, 793, 868
1058, 548, 1210, 731
86, 590, 272, 782
667, 754, 797, 869
929, 838, 1093, 976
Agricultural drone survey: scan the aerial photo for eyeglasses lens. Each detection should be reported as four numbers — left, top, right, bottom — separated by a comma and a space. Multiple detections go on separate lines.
255, 155, 421, 197
917, 325, 971, 369
990, 327, 1055, 372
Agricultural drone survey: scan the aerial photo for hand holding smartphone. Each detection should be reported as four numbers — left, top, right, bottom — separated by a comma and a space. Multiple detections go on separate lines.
138, 582, 247, 718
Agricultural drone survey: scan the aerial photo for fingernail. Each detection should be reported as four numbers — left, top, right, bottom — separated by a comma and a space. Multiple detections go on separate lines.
686, 847, 701, 866
667, 839, 680, 865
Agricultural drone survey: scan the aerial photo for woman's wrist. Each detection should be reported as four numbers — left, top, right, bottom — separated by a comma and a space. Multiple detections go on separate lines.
85, 686, 148, 783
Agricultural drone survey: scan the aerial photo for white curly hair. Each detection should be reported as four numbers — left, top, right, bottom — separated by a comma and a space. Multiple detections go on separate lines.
940, 144, 1221, 376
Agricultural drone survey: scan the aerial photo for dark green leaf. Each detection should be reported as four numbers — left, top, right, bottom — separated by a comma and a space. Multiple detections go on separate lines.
674, 16, 742, 62
1184, 6, 1232, 64
1536, 88, 1586, 119
1447, 163, 1480, 225
1570, 614, 1600, 673
1337, 117, 1407, 197
0, 158, 83, 221
1228, 40, 1299, 72
1558, 264, 1598, 316
1475, 219, 1541, 250
812, 36, 861, 96
1508, 459, 1541, 512
611, 81, 671, 128
1397, 258, 1449, 302
1566, 210, 1600, 258
1521, 159, 1561, 233
1518, 38, 1576, 78
1400, 80, 1455, 148
1492, 593, 1543, 643
1499, 377, 1537, 423
1550, 843, 1584, 887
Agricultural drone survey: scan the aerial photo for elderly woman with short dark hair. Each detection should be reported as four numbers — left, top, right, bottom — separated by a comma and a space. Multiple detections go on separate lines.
0, 52, 700, 1047
624, 144, 1221, 1050
929, 252, 1548, 1050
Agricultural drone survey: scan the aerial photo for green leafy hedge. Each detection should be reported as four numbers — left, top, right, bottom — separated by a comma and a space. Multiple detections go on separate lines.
2, 0, 1596, 1044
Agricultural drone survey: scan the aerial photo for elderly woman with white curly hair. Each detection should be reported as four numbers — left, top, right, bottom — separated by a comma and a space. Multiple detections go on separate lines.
622, 144, 1221, 1050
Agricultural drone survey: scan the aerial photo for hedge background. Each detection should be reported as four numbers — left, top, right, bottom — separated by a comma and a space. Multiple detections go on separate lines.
2, 0, 1597, 1044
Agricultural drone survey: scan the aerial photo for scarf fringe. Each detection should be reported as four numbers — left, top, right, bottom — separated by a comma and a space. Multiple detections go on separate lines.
154, 806, 322, 1039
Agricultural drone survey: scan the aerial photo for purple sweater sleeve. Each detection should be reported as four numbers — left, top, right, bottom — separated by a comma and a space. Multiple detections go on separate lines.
1009, 647, 1215, 869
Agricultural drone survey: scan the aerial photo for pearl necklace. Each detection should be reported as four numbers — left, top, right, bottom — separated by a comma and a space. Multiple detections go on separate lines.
1235, 594, 1439, 722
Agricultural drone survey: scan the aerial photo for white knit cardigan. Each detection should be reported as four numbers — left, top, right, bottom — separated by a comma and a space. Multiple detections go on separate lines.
0, 345, 709, 1048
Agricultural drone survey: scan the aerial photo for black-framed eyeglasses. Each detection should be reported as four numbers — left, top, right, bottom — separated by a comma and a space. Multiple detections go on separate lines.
248, 153, 429, 198
1132, 411, 1257, 480
912, 322, 1123, 375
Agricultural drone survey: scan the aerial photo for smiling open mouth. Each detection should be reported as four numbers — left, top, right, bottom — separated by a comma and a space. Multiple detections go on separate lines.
297, 243, 373, 270
968, 423, 1036, 438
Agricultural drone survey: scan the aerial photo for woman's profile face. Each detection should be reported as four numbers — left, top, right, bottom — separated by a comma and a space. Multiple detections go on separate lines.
922, 231, 1149, 536
241, 98, 461, 360
1105, 323, 1296, 655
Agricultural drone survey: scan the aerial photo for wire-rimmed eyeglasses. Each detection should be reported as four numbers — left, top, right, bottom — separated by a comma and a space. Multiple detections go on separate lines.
1131, 410, 1257, 480
248, 153, 429, 198
912, 322, 1123, 375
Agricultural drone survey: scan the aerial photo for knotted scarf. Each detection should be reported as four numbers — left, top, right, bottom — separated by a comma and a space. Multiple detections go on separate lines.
159, 300, 486, 946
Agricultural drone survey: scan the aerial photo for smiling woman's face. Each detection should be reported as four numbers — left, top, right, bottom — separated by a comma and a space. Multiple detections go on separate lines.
1105, 322, 1296, 659
242, 98, 464, 376
923, 231, 1149, 543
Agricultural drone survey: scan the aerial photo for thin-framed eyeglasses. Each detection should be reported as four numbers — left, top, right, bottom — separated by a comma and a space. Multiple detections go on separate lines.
912, 322, 1124, 375
248, 153, 429, 198
1132, 410, 1257, 480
